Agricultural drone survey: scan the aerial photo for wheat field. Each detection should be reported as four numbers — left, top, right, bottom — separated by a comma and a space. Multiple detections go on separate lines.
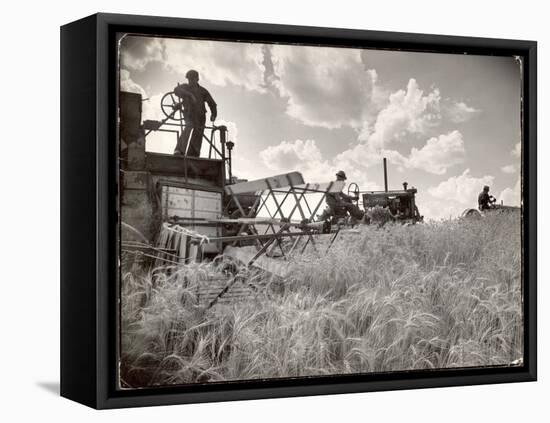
119, 212, 523, 388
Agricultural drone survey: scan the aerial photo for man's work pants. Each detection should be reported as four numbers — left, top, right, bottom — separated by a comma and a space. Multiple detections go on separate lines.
175, 115, 206, 157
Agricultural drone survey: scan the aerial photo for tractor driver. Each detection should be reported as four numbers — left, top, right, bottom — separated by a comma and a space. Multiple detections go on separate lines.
325, 171, 365, 224
173, 70, 218, 157
478, 185, 496, 211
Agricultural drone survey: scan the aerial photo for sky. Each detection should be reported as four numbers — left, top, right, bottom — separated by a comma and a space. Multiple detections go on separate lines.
119, 34, 523, 220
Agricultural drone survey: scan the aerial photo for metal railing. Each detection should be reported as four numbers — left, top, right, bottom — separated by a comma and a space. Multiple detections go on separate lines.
143, 114, 233, 183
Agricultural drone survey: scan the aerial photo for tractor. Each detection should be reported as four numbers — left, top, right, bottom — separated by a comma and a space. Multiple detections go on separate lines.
318, 158, 423, 226
361, 182, 423, 225
461, 201, 521, 219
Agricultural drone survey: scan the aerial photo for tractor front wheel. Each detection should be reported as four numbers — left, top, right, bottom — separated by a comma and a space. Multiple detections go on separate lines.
461, 208, 482, 219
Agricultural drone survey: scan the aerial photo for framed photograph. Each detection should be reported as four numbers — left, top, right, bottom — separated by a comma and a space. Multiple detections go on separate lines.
61, 13, 537, 409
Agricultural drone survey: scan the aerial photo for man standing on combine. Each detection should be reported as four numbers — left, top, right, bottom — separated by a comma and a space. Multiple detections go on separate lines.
173, 70, 218, 157
325, 170, 365, 224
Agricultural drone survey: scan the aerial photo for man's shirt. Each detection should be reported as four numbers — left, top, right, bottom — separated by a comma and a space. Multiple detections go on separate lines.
326, 191, 353, 209
174, 83, 216, 121
478, 191, 492, 209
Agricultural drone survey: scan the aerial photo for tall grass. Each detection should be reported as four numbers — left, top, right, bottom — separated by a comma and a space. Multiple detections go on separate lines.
120, 212, 523, 388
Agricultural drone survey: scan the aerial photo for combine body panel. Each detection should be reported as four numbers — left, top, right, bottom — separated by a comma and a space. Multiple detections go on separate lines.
160, 185, 223, 253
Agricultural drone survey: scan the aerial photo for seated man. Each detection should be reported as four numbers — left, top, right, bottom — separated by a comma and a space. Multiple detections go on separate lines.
323, 170, 364, 224
478, 185, 496, 211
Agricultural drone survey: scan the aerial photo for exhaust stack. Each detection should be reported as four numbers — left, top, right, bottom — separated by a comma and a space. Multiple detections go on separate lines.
383, 158, 388, 192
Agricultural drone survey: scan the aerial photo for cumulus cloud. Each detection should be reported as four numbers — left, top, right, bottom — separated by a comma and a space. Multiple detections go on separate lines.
407, 130, 465, 174
501, 164, 517, 174
120, 35, 266, 92
498, 177, 521, 207
426, 169, 494, 219
120, 36, 164, 71
446, 101, 481, 123
258, 134, 458, 197
363, 78, 441, 149
261, 139, 322, 169
124, 51, 463, 179
328, 79, 444, 176
269, 57, 466, 179
416, 195, 464, 221
120, 37, 472, 179
258, 138, 382, 191
259, 139, 333, 182
271, 45, 379, 129
162, 38, 265, 92
429, 169, 494, 202
334, 130, 464, 177
272, 44, 442, 139
120, 69, 147, 97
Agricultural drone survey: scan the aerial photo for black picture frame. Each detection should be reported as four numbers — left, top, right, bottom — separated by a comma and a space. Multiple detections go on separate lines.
60, 12, 537, 409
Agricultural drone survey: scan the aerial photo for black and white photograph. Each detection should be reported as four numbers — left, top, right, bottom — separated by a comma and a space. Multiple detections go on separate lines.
117, 33, 525, 389
2, 0, 548, 418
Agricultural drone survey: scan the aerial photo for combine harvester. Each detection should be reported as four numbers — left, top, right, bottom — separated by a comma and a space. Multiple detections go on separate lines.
119, 89, 424, 306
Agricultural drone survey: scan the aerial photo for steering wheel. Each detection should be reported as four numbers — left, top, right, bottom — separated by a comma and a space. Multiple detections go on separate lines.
160, 91, 185, 122
347, 182, 360, 205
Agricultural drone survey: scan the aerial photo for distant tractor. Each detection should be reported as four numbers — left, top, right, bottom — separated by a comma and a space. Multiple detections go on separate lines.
462, 201, 521, 219
319, 158, 423, 226
461, 183, 521, 219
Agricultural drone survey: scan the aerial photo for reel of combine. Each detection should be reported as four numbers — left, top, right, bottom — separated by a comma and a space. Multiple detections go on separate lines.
160, 91, 185, 122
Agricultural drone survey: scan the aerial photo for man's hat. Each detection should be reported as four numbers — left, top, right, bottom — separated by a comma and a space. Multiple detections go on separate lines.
336, 170, 347, 180
483, 185, 490, 191
186, 69, 199, 79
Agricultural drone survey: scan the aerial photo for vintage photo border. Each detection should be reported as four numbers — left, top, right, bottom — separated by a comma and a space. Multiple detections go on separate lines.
60, 13, 536, 409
